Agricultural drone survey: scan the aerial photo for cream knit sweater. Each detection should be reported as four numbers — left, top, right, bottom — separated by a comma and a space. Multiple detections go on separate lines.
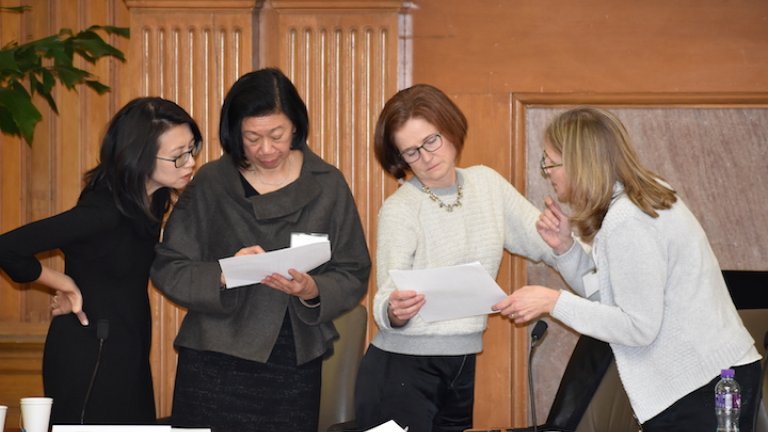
371, 165, 556, 355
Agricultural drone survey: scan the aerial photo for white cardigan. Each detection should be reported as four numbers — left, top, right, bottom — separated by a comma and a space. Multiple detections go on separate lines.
552, 185, 760, 422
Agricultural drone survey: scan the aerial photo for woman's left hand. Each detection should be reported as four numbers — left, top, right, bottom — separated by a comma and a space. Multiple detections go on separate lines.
493, 285, 560, 324
537, 196, 574, 255
262, 269, 319, 301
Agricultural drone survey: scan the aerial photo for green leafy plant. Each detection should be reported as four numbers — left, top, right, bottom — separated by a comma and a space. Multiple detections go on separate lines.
0, 6, 129, 144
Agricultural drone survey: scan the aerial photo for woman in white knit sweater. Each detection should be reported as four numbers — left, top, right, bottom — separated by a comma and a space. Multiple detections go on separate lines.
354, 84, 560, 431
497, 106, 762, 431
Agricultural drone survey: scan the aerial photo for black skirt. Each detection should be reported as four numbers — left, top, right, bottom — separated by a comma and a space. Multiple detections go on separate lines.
44, 314, 156, 425
171, 314, 322, 432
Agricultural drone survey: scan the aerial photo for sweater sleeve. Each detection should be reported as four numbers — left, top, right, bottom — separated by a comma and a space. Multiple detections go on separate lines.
553, 240, 597, 298
372, 194, 420, 331
0, 192, 119, 282
150, 172, 240, 315
552, 217, 667, 346
488, 168, 556, 267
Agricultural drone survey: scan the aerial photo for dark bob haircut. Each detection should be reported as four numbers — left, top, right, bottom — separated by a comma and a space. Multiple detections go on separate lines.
84, 97, 202, 222
374, 84, 468, 180
219, 68, 309, 168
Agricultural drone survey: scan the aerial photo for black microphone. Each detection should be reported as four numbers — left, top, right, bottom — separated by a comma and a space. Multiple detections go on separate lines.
531, 320, 548, 347
528, 320, 548, 432
81, 319, 109, 424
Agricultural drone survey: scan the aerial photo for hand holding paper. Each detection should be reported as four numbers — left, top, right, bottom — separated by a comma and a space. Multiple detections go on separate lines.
387, 289, 426, 327
389, 262, 507, 322
219, 241, 331, 289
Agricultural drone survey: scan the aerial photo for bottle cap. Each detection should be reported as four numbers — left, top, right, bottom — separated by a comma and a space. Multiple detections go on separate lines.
721, 368, 735, 378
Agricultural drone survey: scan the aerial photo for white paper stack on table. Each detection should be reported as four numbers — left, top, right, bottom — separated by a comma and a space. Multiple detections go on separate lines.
389, 261, 507, 322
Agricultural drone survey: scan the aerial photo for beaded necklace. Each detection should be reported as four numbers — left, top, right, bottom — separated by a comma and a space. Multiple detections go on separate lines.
421, 183, 463, 212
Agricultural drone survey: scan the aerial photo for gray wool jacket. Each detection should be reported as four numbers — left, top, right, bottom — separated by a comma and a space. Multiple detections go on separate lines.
151, 149, 371, 365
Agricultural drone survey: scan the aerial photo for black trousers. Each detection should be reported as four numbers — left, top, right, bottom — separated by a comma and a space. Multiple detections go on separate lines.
354, 344, 476, 432
642, 360, 762, 432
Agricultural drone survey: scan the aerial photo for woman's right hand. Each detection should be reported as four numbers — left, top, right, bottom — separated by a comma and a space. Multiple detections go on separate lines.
220, 245, 267, 287
536, 196, 574, 255
387, 289, 425, 328
234, 245, 267, 256
42, 270, 88, 326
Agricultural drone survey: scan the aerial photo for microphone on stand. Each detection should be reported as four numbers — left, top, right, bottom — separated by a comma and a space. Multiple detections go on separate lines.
80, 319, 109, 424
529, 320, 548, 432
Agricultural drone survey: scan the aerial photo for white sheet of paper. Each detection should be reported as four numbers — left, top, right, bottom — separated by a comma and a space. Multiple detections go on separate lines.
52, 427, 172, 432
364, 420, 408, 431
219, 241, 331, 289
52, 427, 210, 432
389, 261, 507, 322
290, 232, 329, 247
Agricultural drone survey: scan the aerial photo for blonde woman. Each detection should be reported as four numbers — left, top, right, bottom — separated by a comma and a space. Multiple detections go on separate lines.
496, 107, 762, 432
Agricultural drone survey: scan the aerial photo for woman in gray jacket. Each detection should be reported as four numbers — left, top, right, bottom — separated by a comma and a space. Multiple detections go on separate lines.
151, 68, 371, 432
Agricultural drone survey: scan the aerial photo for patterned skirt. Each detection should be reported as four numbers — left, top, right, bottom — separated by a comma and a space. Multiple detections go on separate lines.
171, 315, 322, 432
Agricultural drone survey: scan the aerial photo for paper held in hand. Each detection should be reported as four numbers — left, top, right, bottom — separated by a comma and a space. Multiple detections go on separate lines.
389, 261, 507, 322
218, 240, 331, 289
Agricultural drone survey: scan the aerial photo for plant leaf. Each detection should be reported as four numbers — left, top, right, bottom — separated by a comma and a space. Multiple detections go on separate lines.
98, 26, 130, 38
72, 34, 125, 62
0, 6, 31, 13
0, 49, 21, 78
0, 86, 43, 144
29, 74, 58, 113
69, 28, 126, 62
84, 80, 110, 94
54, 65, 90, 88
0, 18, 129, 145
0, 106, 21, 135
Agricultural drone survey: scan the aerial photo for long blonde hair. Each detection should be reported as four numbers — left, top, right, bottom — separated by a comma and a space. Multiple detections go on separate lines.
545, 107, 677, 242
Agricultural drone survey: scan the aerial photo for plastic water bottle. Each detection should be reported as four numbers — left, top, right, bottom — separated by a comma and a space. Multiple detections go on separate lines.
715, 368, 741, 432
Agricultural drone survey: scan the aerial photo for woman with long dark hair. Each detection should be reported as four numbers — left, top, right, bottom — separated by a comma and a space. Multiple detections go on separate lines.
0, 97, 202, 424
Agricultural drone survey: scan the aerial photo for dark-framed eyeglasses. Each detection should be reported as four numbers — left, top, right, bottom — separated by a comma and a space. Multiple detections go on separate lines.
399, 133, 444, 164
157, 145, 201, 168
540, 151, 563, 177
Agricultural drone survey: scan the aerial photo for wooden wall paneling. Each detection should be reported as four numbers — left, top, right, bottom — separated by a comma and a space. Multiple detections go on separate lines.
123, 0, 257, 416
0, 0, 131, 421
407, 2, 768, 426
0, 0, 26, 324
450, 93, 530, 428
260, 0, 405, 341
409, 0, 768, 97
26, 0, 60, 327
0, 322, 48, 429
514, 92, 768, 426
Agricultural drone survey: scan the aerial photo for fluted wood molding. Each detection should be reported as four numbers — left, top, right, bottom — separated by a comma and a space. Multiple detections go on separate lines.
125, 0, 263, 8
269, 0, 405, 10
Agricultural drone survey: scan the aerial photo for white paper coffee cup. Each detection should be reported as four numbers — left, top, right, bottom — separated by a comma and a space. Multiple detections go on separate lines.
0, 404, 8, 432
19, 397, 52, 432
